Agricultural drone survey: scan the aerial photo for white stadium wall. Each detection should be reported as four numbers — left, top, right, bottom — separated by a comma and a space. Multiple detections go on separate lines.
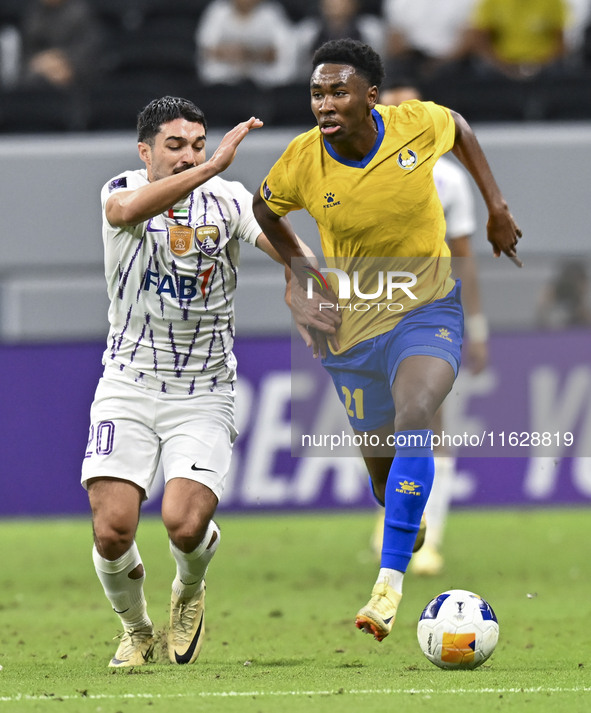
1, 123, 591, 341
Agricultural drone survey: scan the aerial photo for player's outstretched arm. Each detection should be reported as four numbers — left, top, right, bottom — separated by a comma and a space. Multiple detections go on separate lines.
451, 111, 522, 265
107, 117, 263, 228
253, 195, 341, 355
252, 194, 311, 274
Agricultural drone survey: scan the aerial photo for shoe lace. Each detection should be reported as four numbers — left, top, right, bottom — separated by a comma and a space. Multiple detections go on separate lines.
173, 600, 199, 645
370, 581, 398, 616
113, 628, 152, 657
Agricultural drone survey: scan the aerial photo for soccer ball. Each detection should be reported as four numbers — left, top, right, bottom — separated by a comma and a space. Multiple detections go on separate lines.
417, 589, 499, 670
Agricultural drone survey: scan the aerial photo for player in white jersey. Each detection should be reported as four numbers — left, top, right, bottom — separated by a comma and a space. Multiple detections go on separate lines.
81, 96, 294, 668
370, 84, 489, 576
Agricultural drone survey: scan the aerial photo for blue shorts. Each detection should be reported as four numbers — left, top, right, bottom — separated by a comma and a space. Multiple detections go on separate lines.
322, 280, 464, 431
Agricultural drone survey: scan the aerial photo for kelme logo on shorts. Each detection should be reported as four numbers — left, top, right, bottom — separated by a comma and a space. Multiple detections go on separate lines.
397, 148, 418, 170
436, 327, 453, 343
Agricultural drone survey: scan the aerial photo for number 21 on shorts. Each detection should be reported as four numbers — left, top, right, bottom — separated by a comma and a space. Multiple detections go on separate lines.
341, 386, 364, 420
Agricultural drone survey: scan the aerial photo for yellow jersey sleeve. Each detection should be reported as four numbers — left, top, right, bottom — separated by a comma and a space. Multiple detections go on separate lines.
421, 101, 456, 163
259, 132, 316, 216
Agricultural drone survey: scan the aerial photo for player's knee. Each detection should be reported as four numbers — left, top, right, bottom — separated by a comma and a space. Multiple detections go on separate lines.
394, 400, 433, 432
165, 515, 209, 553
93, 518, 136, 560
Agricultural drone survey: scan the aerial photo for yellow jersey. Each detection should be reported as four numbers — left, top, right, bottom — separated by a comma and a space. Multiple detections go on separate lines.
260, 101, 458, 353
472, 0, 567, 65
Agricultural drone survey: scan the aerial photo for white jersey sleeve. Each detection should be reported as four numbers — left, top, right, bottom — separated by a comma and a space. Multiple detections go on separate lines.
224, 180, 261, 247
100, 169, 148, 234
433, 156, 477, 240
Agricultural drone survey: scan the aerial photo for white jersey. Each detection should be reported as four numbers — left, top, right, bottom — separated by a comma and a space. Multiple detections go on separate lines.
100, 169, 261, 395
434, 156, 477, 240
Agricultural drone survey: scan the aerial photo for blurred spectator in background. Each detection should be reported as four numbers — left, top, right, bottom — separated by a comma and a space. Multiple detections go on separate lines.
0, 24, 21, 88
564, 0, 591, 65
537, 261, 591, 329
196, 0, 296, 87
468, 0, 569, 80
297, 0, 385, 77
383, 0, 477, 81
21, 0, 103, 88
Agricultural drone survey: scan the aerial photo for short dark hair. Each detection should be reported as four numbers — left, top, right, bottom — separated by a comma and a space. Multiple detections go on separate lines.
137, 96, 207, 145
312, 39, 385, 88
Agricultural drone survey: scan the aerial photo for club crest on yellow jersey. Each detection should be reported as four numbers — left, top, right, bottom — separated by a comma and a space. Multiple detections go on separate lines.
397, 148, 418, 171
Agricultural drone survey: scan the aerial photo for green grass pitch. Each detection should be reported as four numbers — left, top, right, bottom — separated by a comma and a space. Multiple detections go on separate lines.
0, 509, 590, 712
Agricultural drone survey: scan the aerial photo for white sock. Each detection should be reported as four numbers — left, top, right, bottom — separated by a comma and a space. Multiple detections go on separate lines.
377, 568, 404, 594
93, 543, 151, 631
169, 520, 220, 598
423, 456, 455, 550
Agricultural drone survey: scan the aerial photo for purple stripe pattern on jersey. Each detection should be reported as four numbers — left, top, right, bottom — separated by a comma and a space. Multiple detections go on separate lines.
225, 244, 238, 288
201, 315, 220, 372
211, 193, 230, 240
201, 191, 208, 224
183, 319, 202, 369
111, 305, 133, 359
129, 321, 147, 365
118, 237, 145, 299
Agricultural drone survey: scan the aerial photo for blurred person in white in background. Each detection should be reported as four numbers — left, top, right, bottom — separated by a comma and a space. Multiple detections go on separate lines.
296, 0, 385, 80
383, 0, 478, 80
196, 0, 297, 87
563, 0, 591, 65
371, 82, 489, 576
0, 24, 20, 88
21, 0, 102, 88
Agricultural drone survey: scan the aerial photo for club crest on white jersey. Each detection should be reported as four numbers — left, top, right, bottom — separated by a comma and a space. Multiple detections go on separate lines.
168, 225, 194, 256
196, 225, 222, 256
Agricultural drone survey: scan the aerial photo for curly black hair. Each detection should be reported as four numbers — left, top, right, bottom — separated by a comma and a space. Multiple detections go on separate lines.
137, 96, 207, 146
312, 39, 385, 88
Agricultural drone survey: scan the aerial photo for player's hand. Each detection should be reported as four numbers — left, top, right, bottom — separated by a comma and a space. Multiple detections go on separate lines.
466, 340, 488, 375
487, 206, 523, 267
288, 279, 341, 358
208, 117, 263, 174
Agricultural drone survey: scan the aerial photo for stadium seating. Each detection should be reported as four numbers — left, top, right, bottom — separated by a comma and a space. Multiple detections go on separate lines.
1, 0, 591, 132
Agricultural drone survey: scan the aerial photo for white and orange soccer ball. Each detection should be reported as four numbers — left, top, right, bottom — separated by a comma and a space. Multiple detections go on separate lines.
417, 589, 499, 669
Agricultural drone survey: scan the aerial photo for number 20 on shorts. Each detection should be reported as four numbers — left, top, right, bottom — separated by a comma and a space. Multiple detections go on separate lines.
85, 421, 115, 458
341, 386, 364, 420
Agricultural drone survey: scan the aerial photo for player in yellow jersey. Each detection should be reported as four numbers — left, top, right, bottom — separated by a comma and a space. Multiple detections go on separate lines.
253, 39, 521, 643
